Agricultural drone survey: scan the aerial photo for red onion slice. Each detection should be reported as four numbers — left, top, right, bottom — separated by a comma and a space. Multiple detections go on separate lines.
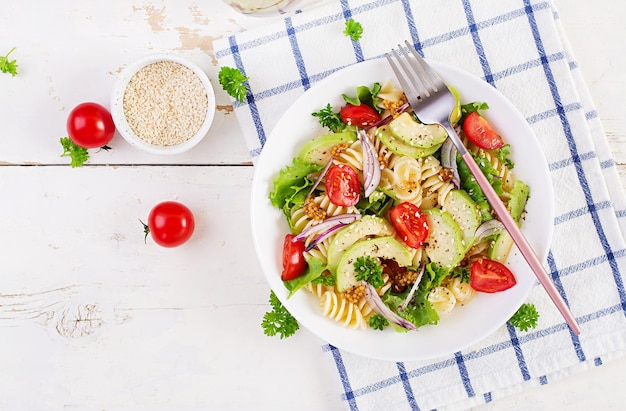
359, 129, 381, 198
307, 157, 333, 198
304, 223, 345, 252
474, 219, 505, 242
400, 264, 425, 311
363, 282, 417, 331
293, 213, 362, 242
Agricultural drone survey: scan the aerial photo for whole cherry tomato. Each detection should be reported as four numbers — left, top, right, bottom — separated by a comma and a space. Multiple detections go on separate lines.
325, 163, 361, 207
282, 234, 307, 281
389, 202, 429, 249
462, 111, 504, 150
470, 257, 517, 293
339, 103, 381, 127
143, 201, 195, 248
67, 102, 116, 148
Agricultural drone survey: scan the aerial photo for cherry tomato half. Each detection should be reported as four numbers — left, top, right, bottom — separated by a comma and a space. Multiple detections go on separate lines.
144, 201, 195, 248
325, 163, 361, 207
462, 111, 504, 150
339, 103, 381, 127
282, 234, 307, 281
389, 202, 429, 249
67, 102, 116, 149
470, 257, 517, 293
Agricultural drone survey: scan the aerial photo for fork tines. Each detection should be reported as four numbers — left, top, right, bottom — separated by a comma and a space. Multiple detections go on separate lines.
386, 40, 442, 102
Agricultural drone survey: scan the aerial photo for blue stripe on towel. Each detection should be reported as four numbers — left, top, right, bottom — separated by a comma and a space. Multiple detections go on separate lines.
228, 36, 267, 149
506, 323, 531, 380
327, 345, 358, 410
340, 0, 364, 62
462, 0, 494, 86
400, 0, 420, 49
397, 362, 420, 410
454, 351, 475, 398
547, 251, 586, 362
284, 17, 310, 91
523, 0, 626, 316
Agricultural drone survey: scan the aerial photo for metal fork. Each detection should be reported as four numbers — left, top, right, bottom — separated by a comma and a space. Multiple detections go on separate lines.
386, 40, 581, 335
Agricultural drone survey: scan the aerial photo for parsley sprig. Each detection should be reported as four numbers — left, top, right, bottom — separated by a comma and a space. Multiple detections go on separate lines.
369, 314, 389, 331
354, 256, 384, 288
60, 137, 89, 168
262, 291, 299, 339
508, 303, 539, 331
312, 103, 345, 132
0, 47, 18, 76
218, 66, 248, 103
344, 19, 363, 41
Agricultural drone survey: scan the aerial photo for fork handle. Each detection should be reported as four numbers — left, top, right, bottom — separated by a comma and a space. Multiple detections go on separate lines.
443, 124, 581, 335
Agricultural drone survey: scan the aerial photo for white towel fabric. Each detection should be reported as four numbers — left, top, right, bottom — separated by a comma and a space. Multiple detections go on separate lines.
215, 1, 626, 409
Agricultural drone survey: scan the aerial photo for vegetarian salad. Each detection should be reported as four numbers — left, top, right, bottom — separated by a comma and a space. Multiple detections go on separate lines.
268, 80, 530, 332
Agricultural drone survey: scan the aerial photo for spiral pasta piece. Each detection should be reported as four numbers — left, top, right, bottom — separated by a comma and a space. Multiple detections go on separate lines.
392, 156, 423, 203
445, 277, 476, 305
319, 290, 367, 329
427, 286, 457, 315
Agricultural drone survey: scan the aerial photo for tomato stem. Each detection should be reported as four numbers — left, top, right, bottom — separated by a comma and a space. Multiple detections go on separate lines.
139, 218, 150, 244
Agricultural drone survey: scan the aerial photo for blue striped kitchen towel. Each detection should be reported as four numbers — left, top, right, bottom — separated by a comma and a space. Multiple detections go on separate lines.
215, 1, 626, 409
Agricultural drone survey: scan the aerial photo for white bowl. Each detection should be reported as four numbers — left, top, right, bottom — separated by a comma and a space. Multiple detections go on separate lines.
111, 53, 216, 155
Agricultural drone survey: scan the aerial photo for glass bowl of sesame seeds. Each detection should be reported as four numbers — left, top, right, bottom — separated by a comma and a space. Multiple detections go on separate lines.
111, 53, 216, 155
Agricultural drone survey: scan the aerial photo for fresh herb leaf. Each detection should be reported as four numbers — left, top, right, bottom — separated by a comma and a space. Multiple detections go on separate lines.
508, 303, 539, 331
496, 144, 514, 169
355, 190, 392, 217
218, 66, 248, 103
354, 256, 384, 288
342, 83, 382, 113
269, 157, 321, 228
385, 262, 449, 330
461, 101, 489, 116
283, 257, 327, 298
0, 47, 18, 76
457, 156, 492, 221
344, 19, 363, 41
472, 151, 503, 195
311, 272, 336, 286
60, 137, 89, 168
262, 291, 299, 339
368, 314, 389, 331
312, 103, 345, 132
450, 266, 470, 284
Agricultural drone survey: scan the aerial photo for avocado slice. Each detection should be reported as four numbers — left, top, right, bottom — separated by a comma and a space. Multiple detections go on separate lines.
297, 131, 357, 166
423, 208, 466, 269
443, 189, 481, 251
376, 125, 441, 159
389, 112, 448, 148
488, 179, 528, 262
508, 179, 529, 222
488, 230, 514, 263
326, 215, 394, 274
336, 236, 412, 292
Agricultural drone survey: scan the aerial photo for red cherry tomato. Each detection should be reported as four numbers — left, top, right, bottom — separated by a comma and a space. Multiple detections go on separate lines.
339, 103, 381, 127
325, 163, 361, 207
389, 202, 429, 249
67, 102, 116, 149
282, 234, 307, 281
462, 111, 504, 150
470, 258, 517, 293
144, 201, 195, 248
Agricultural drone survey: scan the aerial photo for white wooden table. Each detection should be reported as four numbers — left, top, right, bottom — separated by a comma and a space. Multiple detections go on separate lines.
1, 1, 624, 409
